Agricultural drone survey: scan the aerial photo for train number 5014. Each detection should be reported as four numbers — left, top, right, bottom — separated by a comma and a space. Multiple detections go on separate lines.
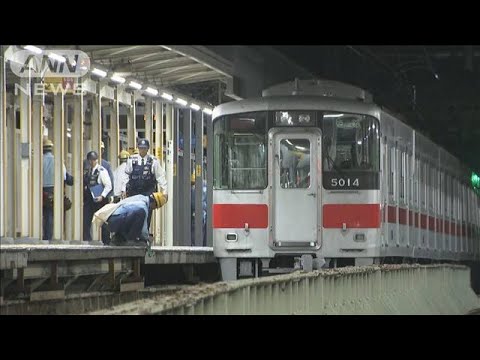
331, 178, 359, 187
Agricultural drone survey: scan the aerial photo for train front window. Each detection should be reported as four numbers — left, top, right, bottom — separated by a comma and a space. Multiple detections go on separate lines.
213, 112, 268, 190
322, 113, 380, 190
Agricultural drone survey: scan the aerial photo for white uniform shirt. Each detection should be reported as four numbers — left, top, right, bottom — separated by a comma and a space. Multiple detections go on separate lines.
90, 163, 113, 198
113, 162, 128, 196
122, 153, 167, 194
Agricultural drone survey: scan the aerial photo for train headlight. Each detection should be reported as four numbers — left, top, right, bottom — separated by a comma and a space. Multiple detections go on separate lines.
354, 233, 366, 242
226, 233, 238, 242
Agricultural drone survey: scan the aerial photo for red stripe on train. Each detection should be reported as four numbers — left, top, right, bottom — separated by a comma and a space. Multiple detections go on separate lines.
387, 207, 472, 237
213, 204, 268, 229
323, 204, 381, 229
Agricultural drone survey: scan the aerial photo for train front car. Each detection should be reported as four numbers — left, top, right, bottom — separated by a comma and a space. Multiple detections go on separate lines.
212, 80, 382, 280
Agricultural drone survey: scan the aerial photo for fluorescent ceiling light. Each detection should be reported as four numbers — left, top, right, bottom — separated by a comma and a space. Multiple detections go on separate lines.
203, 108, 213, 115
190, 103, 200, 111
48, 53, 66, 63
161, 92, 173, 101
324, 113, 344, 118
23, 45, 42, 54
91, 68, 107, 77
111, 74, 126, 84
145, 87, 158, 96
175, 98, 188, 106
128, 81, 142, 90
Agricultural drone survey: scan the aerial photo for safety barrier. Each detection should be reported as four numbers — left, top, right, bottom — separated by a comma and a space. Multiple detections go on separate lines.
94, 264, 480, 315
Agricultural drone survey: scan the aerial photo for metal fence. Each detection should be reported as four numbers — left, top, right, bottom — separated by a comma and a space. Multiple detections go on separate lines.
94, 264, 480, 315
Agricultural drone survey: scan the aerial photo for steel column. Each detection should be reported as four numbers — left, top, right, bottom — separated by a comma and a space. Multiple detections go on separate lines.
206, 113, 213, 247
5, 95, 15, 239
0, 45, 5, 240
173, 108, 180, 245
31, 81, 44, 241
111, 91, 120, 169
182, 108, 192, 246
52, 93, 65, 242
154, 100, 163, 245
194, 111, 204, 246
18, 77, 32, 239
91, 87, 102, 160
145, 97, 152, 144
90, 85, 102, 242
71, 93, 84, 242
127, 93, 137, 150
165, 103, 174, 246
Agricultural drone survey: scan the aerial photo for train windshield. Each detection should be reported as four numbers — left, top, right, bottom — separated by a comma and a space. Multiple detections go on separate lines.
322, 113, 380, 172
213, 112, 268, 190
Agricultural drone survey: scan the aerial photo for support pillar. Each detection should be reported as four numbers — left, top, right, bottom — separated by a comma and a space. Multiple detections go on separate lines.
71, 92, 84, 243
165, 103, 174, 246
52, 93, 65, 243
206, 112, 213, 247
90, 87, 102, 243
194, 111, 204, 246
0, 45, 6, 242
154, 100, 164, 245
145, 97, 152, 144
31, 81, 44, 241
17, 77, 33, 242
111, 91, 120, 169
173, 107, 180, 246
4, 94, 15, 241
127, 93, 137, 150
182, 109, 192, 246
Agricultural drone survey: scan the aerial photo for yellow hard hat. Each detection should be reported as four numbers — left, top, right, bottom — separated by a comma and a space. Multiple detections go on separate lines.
43, 139, 53, 148
118, 150, 130, 160
151, 192, 167, 208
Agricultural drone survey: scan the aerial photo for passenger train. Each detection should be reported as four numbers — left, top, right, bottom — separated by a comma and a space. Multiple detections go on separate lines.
211, 79, 480, 281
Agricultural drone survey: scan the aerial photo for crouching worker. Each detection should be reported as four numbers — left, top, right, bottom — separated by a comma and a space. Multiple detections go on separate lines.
92, 192, 167, 246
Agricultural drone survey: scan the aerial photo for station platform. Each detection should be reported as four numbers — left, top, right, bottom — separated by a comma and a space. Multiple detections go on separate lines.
0, 244, 216, 304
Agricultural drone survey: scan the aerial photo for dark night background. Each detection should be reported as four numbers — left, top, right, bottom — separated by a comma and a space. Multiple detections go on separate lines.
274, 45, 480, 174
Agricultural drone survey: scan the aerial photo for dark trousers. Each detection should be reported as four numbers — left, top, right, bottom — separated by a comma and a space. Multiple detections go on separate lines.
107, 208, 146, 240
43, 187, 54, 240
83, 198, 110, 243
42, 187, 53, 240
128, 189, 154, 234
83, 199, 95, 241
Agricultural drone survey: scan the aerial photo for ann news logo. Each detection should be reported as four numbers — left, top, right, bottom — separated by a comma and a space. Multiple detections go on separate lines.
6, 46, 91, 78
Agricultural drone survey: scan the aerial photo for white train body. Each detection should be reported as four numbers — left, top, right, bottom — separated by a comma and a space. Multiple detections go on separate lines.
211, 79, 480, 280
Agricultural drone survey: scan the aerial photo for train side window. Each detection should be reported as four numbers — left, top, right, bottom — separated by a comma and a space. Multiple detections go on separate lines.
389, 146, 395, 197
420, 160, 425, 208
444, 173, 448, 215
412, 158, 419, 206
399, 151, 405, 201
440, 172, 444, 217
430, 166, 434, 212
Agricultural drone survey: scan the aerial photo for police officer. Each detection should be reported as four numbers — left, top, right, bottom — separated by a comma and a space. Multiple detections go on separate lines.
83, 150, 112, 242
83, 141, 114, 198
122, 138, 167, 230
43, 139, 74, 240
113, 150, 129, 198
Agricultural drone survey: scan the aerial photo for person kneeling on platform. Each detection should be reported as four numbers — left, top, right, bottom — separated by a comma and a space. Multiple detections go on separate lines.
92, 192, 167, 246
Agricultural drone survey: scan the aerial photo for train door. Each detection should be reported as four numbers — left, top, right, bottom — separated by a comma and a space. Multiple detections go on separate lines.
271, 129, 321, 248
